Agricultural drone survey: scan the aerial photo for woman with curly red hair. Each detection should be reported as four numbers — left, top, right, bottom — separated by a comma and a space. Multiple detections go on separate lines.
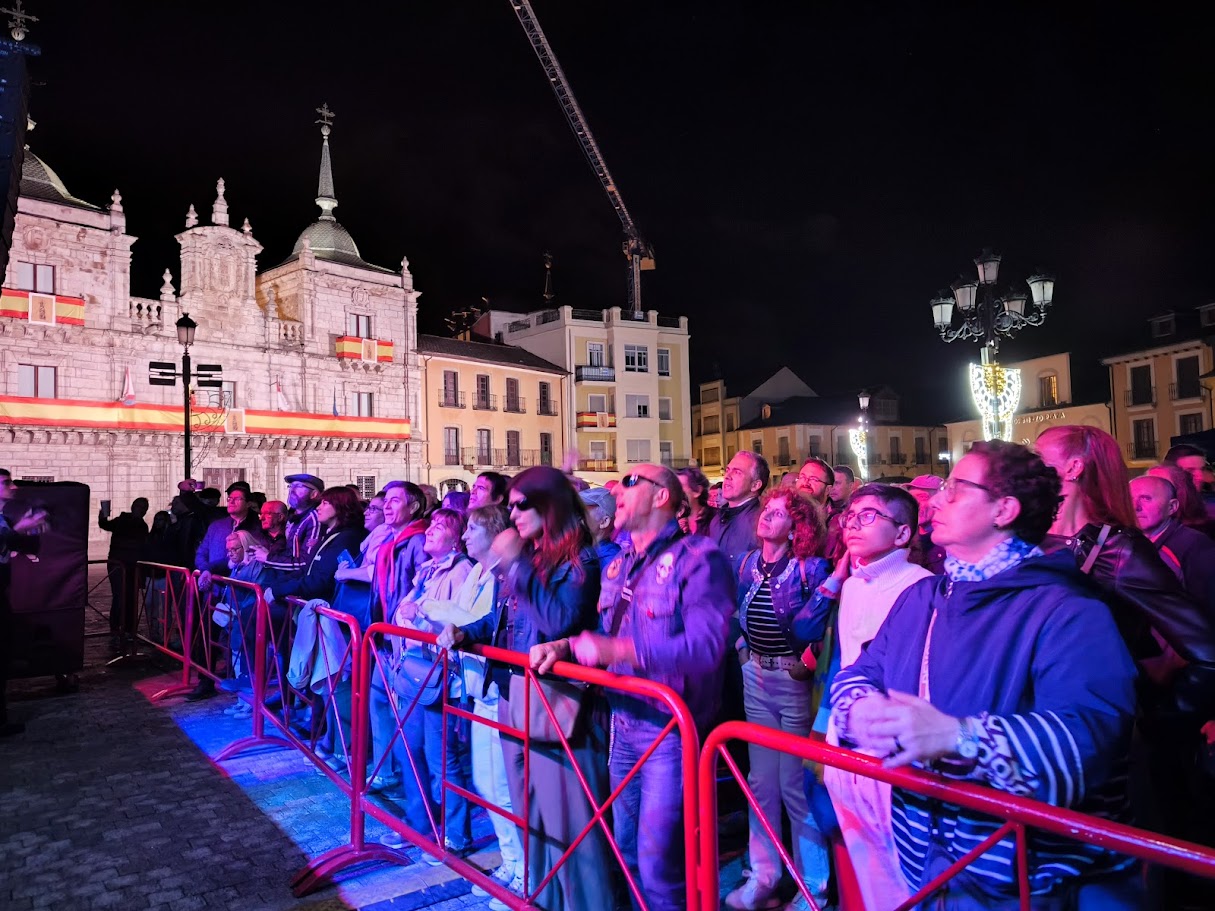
728, 487, 833, 910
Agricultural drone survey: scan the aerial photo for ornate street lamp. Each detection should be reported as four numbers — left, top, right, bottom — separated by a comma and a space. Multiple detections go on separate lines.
175, 314, 198, 479
931, 249, 1054, 441
848, 391, 871, 481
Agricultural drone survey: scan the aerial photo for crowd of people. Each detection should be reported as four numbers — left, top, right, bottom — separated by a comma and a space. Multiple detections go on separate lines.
78, 429, 1215, 910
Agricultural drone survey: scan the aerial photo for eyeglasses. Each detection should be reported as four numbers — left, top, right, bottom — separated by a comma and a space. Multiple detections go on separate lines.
225, 547, 243, 556
365, 505, 384, 513
839, 507, 898, 530
620, 473, 660, 489
509, 497, 535, 513
940, 476, 994, 502
799, 475, 830, 488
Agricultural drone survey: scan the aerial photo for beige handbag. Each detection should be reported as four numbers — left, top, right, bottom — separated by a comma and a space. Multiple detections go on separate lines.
508, 673, 587, 743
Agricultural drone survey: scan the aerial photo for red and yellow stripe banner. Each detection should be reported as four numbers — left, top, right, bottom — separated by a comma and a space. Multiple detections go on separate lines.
0, 395, 410, 440
334, 336, 394, 362
0, 287, 86, 326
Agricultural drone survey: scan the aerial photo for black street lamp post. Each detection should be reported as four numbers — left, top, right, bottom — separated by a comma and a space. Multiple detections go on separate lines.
148, 312, 222, 479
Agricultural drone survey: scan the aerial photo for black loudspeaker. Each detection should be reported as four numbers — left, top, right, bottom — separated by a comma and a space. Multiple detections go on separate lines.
6, 481, 90, 678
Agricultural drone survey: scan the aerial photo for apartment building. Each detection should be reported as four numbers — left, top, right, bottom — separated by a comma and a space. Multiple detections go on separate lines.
416, 335, 566, 493
1102, 307, 1215, 466
475, 305, 692, 485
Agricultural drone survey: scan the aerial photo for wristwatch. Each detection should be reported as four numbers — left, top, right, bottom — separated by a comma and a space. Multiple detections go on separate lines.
955, 717, 980, 761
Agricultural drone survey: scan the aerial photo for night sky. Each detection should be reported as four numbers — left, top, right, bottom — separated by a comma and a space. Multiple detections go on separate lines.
24, 1, 1214, 419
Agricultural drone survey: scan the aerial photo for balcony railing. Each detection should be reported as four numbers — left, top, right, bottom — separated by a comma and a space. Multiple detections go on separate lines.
575, 365, 616, 383
1125, 387, 1156, 407
438, 390, 465, 409
774, 455, 796, 467
1127, 440, 1159, 461
444, 450, 461, 466
504, 395, 526, 414
538, 400, 558, 416
578, 458, 617, 472
1169, 382, 1203, 401
473, 392, 498, 411
459, 447, 548, 469
889, 454, 907, 466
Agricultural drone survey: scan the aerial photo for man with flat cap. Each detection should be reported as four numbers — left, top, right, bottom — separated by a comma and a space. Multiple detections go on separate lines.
266, 473, 324, 575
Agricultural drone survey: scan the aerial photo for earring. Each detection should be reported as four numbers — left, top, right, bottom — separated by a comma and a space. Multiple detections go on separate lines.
788, 532, 794, 541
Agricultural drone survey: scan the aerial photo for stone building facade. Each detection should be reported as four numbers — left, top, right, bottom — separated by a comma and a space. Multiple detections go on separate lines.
1, 118, 422, 557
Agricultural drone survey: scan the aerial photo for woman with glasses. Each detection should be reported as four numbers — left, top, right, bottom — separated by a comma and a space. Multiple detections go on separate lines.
831, 440, 1139, 909
443, 465, 609, 910
727, 488, 833, 911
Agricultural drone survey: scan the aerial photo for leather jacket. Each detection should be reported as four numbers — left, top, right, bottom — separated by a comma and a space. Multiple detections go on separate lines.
1041, 524, 1215, 716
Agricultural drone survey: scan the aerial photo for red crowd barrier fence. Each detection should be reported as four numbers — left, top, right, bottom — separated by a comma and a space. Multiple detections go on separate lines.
131, 561, 196, 701
318, 623, 704, 911
698, 720, 1215, 911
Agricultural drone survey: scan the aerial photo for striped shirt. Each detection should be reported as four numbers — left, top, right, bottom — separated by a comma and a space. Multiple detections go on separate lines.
744, 575, 794, 656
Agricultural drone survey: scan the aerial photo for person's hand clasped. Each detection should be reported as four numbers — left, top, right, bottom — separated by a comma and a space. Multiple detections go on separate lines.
16, 508, 49, 535
530, 639, 570, 674
569, 631, 635, 669
851, 689, 965, 768
197, 569, 213, 591
394, 600, 419, 624
436, 623, 464, 650
249, 544, 269, 563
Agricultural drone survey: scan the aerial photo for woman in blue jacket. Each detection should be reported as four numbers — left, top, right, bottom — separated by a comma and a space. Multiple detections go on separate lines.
831, 440, 1140, 910
728, 487, 832, 911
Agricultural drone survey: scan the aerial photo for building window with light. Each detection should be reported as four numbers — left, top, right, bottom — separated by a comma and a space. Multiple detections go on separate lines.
15, 262, 55, 294
347, 313, 372, 338
18, 364, 57, 399
657, 347, 671, 377
348, 392, 374, 417
1039, 374, 1059, 408
624, 344, 648, 373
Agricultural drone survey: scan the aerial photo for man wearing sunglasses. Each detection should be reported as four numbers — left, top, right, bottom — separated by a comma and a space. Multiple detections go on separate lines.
536, 464, 735, 911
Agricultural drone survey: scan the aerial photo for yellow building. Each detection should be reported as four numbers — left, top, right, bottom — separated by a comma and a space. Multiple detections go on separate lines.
416, 335, 567, 493
1102, 308, 1215, 466
944, 353, 1112, 462
691, 379, 741, 481
477, 305, 693, 484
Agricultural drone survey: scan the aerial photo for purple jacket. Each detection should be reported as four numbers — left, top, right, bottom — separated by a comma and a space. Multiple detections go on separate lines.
599, 521, 734, 732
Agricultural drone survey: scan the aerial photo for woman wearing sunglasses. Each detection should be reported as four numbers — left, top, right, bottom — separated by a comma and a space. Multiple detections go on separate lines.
728, 487, 832, 910
831, 440, 1139, 909
441, 465, 609, 910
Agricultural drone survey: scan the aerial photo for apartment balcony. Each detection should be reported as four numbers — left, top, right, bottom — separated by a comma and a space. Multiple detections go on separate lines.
472, 393, 498, 411
1125, 387, 1156, 408
537, 401, 558, 417
1169, 382, 1203, 401
504, 396, 526, 414
889, 454, 908, 466
438, 390, 465, 409
575, 365, 616, 383
578, 458, 617, 472
460, 447, 548, 469
577, 411, 617, 429
1126, 440, 1159, 462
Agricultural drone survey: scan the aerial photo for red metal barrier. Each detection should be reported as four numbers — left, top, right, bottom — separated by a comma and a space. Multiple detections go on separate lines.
698, 720, 1215, 911
210, 576, 292, 761
131, 561, 196, 701
332, 623, 703, 911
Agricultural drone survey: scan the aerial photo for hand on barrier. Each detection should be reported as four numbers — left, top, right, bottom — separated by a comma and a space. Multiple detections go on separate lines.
436, 623, 464, 650
530, 638, 570, 674
852, 689, 965, 769
569, 631, 637, 669
198, 570, 213, 592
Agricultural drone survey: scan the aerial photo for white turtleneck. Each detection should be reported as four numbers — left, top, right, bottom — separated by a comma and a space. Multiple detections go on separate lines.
837, 548, 933, 668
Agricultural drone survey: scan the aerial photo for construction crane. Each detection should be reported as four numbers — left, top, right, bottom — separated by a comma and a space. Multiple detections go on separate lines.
508, 0, 655, 317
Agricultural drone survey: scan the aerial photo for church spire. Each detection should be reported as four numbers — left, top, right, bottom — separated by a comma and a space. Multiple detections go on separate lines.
314, 103, 337, 221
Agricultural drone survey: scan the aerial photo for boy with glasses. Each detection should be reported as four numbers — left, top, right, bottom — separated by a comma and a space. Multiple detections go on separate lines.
816, 483, 931, 911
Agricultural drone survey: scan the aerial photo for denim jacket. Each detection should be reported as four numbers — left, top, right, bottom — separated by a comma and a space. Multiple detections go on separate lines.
736, 550, 833, 655
599, 521, 734, 731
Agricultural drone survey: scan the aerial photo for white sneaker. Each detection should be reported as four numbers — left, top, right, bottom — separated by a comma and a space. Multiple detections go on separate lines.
725, 879, 784, 911
487, 870, 526, 911
471, 863, 516, 897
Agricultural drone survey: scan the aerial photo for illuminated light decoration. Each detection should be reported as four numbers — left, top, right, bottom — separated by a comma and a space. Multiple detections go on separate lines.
849, 391, 871, 480
969, 351, 1021, 441
930, 250, 1053, 439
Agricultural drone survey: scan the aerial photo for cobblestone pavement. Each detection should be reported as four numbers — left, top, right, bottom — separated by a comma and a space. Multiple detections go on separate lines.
0, 584, 501, 911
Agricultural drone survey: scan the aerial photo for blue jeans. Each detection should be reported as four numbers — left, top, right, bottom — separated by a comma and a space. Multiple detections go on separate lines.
395, 699, 472, 849
610, 712, 686, 911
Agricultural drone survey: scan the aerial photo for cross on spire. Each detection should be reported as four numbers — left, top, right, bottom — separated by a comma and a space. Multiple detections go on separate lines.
2, 1, 37, 41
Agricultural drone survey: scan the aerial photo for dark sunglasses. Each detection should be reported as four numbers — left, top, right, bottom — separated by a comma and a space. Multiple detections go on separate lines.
509, 497, 535, 513
620, 473, 660, 489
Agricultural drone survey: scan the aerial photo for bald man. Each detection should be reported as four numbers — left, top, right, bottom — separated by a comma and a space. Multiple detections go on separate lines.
1132, 475, 1215, 615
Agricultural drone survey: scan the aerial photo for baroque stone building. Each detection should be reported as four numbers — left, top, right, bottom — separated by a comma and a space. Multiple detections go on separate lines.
0, 113, 422, 557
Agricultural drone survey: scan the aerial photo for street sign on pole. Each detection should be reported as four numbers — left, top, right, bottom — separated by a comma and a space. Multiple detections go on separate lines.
148, 361, 177, 386
194, 364, 223, 388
